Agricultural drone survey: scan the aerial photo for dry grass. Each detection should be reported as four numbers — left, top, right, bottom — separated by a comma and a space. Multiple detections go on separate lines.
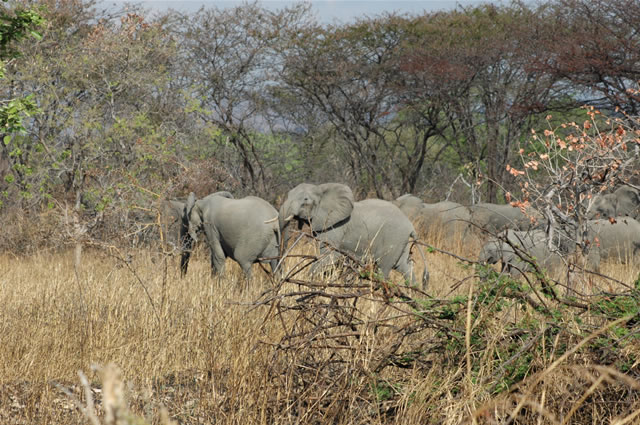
1, 232, 640, 424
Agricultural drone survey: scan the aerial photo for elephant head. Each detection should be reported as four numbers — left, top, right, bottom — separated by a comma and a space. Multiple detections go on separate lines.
589, 193, 618, 219
279, 183, 354, 251
588, 186, 640, 220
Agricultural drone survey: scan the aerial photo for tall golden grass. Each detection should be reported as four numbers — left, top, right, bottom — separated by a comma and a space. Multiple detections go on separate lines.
0, 230, 639, 424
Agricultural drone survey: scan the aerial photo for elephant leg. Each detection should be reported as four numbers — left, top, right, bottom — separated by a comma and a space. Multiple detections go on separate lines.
262, 243, 281, 276
232, 243, 259, 282
180, 237, 194, 276
209, 248, 226, 276
393, 257, 415, 286
268, 259, 279, 275
230, 261, 252, 292
238, 261, 253, 281
393, 243, 428, 290
204, 227, 226, 276
311, 250, 340, 277
500, 261, 509, 274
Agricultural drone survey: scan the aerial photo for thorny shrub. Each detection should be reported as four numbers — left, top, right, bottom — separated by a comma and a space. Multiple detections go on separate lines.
239, 228, 640, 424
507, 106, 640, 258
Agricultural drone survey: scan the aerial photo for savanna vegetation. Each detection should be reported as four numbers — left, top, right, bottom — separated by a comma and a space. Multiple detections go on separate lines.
2, 0, 640, 423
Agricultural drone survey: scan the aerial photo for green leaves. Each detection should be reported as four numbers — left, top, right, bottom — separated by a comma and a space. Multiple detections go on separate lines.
0, 3, 44, 206
0, 5, 44, 58
0, 95, 40, 134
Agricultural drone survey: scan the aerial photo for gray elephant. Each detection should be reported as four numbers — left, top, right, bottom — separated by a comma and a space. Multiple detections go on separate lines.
180, 191, 280, 278
588, 186, 640, 220
469, 203, 542, 234
586, 217, 640, 263
279, 183, 428, 288
394, 194, 471, 239
478, 229, 563, 276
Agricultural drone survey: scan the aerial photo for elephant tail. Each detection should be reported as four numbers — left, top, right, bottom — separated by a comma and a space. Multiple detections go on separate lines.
271, 219, 282, 273
410, 231, 430, 290
263, 215, 281, 253
274, 222, 282, 252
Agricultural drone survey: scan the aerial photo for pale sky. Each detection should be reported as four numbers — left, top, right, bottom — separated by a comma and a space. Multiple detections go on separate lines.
103, 0, 491, 23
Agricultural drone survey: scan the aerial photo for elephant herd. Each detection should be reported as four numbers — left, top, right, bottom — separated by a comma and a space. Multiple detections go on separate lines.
392, 186, 640, 275
162, 183, 428, 288
160, 183, 640, 286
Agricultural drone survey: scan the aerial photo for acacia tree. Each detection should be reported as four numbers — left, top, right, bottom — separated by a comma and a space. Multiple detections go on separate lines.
536, 0, 640, 116
1, 0, 201, 251
278, 16, 452, 197
21, 8, 177, 189
508, 107, 640, 282
400, 3, 565, 203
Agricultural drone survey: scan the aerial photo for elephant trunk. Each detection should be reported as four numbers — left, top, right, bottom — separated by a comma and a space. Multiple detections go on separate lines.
279, 201, 295, 258
180, 192, 197, 277
180, 234, 193, 276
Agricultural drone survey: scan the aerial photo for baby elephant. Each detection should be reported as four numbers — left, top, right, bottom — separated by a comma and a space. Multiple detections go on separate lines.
180, 192, 280, 279
478, 229, 562, 276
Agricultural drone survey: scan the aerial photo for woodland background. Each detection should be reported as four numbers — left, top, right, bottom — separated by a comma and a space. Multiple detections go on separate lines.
2, 0, 640, 250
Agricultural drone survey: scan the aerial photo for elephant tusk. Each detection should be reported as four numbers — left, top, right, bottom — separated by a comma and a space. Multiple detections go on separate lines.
285, 214, 294, 222
264, 216, 278, 224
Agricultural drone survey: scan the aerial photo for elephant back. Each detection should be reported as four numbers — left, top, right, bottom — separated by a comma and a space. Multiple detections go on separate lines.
346, 199, 414, 258
470, 203, 540, 234
393, 194, 423, 220
586, 217, 640, 261
412, 201, 471, 240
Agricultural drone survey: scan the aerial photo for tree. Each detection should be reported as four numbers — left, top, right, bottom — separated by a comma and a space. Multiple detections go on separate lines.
10, 4, 180, 204
508, 106, 640, 291
535, 0, 640, 116
401, 3, 565, 203
174, 2, 310, 195
278, 16, 451, 197
0, 0, 43, 206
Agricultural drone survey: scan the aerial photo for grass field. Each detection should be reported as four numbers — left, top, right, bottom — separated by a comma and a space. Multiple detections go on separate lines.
1, 230, 640, 424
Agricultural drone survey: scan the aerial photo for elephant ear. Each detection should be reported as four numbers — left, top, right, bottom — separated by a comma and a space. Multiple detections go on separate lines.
311, 183, 354, 231
164, 200, 185, 222
184, 192, 197, 217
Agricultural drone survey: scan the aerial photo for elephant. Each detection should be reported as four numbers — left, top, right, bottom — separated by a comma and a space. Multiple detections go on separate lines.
279, 183, 428, 288
180, 191, 280, 279
469, 203, 542, 235
393, 194, 471, 239
478, 229, 564, 276
586, 217, 640, 263
588, 186, 640, 220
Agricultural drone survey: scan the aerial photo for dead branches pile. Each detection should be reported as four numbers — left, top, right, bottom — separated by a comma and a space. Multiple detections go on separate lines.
249, 234, 640, 424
